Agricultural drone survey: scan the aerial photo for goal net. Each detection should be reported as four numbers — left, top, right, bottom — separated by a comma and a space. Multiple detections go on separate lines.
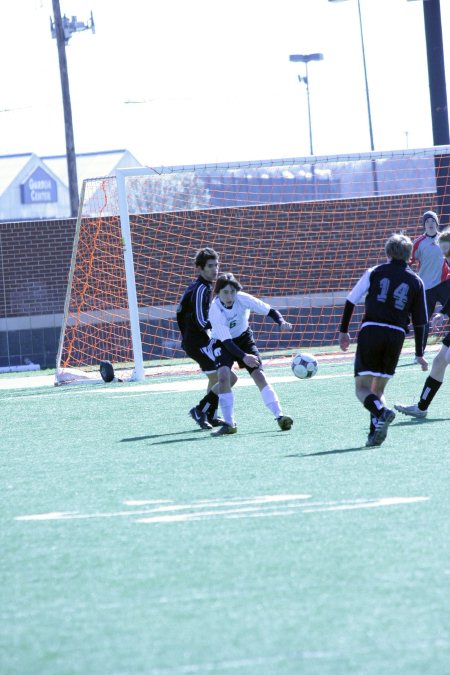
55, 147, 450, 384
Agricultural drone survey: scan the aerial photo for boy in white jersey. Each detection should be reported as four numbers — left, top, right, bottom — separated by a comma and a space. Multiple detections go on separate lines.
208, 273, 293, 436
411, 210, 450, 351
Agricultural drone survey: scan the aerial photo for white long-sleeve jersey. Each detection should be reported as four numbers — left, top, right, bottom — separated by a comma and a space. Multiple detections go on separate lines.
209, 291, 271, 342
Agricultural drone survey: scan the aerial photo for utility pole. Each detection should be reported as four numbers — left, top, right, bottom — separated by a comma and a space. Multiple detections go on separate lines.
422, 0, 449, 146
422, 0, 450, 224
50, 1, 95, 218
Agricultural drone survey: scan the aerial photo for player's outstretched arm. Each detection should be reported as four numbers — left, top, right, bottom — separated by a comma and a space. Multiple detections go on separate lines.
267, 308, 292, 331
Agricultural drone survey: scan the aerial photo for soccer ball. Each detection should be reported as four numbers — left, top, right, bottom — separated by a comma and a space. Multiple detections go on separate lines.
291, 352, 318, 379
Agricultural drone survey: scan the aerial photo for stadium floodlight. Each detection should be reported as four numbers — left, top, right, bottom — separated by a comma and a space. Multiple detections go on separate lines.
289, 53, 324, 155
288, 54, 324, 64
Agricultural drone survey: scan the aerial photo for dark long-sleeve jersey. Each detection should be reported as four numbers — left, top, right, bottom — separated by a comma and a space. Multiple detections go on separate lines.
441, 293, 450, 318
339, 259, 428, 356
176, 276, 213, 350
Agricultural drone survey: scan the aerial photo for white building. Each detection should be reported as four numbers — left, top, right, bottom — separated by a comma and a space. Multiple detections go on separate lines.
0, 153, 68, 222
0, 149, 142, 221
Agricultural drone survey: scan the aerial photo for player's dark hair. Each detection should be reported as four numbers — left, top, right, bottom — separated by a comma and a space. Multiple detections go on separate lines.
385, 233, 413, 262
195, 247, 218, 269
438, 228, 450, 245
214, 272, 242, 294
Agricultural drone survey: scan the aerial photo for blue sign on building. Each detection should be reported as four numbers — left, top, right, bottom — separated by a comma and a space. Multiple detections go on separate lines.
20, 166, 57, 204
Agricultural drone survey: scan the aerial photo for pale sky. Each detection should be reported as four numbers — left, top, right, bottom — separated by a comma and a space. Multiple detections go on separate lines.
1, 0, 449, 168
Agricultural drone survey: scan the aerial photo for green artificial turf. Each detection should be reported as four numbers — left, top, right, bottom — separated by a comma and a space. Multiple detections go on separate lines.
1, 355, 449, 674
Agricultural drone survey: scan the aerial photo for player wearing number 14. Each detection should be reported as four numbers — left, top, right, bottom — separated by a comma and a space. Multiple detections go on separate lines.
338, 233, 428, 448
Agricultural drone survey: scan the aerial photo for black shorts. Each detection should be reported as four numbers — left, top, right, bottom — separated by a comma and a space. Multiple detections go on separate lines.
443, 330, 450, 348
214, 329, 262, 374
354, 324, 405, 378
426, 279, 450, 317
183, 341, 216, 373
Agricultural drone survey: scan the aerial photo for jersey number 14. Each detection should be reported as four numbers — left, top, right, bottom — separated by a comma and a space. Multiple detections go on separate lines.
377, 278, 409, 310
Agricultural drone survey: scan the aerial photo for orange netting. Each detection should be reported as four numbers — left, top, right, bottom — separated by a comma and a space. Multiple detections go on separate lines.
56, 150, 450, 381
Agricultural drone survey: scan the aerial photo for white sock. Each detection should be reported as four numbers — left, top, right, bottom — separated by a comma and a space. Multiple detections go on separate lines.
219, 392, 235, 426
261, 385, 282, 418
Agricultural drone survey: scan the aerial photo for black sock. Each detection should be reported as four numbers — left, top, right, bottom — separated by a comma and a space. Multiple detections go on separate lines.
198, 390, 219, 414
418, 376, 442, 411
363, 394, 383, 417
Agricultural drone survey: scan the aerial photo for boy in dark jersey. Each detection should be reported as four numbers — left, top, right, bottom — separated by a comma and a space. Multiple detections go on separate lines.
177, 247, 237, 429
395, 228, 450, 418
339, 233, 428, 447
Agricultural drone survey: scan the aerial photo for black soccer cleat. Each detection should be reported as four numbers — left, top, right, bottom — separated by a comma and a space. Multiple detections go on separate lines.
189, 406, 213, 430
366, 408, 396, 447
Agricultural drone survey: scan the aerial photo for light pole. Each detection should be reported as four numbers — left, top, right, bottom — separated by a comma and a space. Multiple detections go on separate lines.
289, 53, 324, 155
50, 1, 95, 217
328, 0, 374, 151
329, 0, 378, 194
408, 0, 449, 224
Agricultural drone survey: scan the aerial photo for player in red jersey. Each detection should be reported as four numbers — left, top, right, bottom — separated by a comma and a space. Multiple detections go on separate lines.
410, 210, 450, 351
395, 228, 450, 419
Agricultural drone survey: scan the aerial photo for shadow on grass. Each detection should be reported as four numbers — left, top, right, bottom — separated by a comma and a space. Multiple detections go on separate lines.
393, 416, 450, 428
287, 445, 368, 458
396, 362, 422, 369
121, 428, 284, 445
287, 415, 450, 457
149, 436, 212, 446
121, 429, 205, 442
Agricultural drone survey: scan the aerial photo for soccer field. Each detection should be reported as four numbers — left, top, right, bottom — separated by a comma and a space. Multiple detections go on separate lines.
1, 355, 449, 675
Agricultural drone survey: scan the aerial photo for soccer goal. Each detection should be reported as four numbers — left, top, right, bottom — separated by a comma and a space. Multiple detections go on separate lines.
55, 146, 450, 384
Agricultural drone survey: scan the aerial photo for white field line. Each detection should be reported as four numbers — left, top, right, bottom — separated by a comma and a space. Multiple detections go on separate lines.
0, 371, 351, 396
98, 372, 351, 395
0, 344, 440, 392
0, 361, 426, 396
16, 495, 311, 521
144, 652, 338, 673
15, 495, 428, 523
123, 495, 308, 507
